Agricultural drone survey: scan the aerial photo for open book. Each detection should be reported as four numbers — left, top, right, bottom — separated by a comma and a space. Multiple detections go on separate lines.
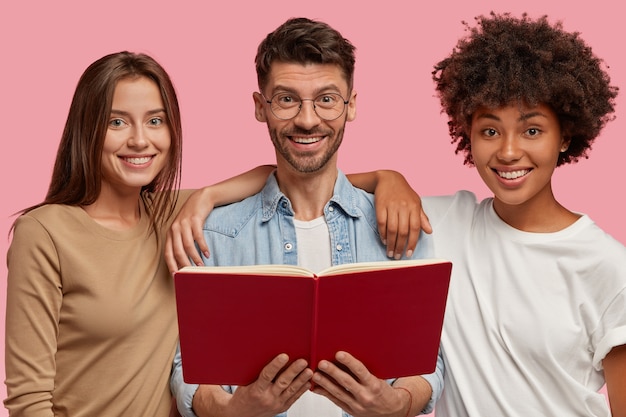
174, 258, 452, 385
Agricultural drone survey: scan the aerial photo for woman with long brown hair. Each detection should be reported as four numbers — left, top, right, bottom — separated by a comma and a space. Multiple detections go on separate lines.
4, 51, 186, 416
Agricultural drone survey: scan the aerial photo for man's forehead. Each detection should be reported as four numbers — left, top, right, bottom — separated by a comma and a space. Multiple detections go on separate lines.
265, 61, 349, 94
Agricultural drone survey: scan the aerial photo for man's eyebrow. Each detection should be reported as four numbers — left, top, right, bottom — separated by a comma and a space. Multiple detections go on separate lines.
271, 84, 344, 96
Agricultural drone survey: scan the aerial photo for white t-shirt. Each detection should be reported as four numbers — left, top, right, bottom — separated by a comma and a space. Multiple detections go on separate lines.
422, 191, 626, 417
289, 217, 342, 417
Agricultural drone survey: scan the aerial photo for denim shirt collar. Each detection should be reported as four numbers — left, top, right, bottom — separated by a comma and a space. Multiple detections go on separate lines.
260, 169, 363, 222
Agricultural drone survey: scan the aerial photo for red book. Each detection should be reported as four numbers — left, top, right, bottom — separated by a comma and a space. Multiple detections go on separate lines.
174, 258, 452, 385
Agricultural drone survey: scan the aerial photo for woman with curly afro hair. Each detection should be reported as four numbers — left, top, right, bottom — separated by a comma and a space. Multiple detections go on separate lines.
422, 12, 626, 416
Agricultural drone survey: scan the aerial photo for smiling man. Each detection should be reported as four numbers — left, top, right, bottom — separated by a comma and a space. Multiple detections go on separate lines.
170, 17, 442, 417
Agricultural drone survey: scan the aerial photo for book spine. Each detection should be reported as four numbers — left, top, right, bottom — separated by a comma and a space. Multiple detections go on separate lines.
310, 276, 320, 373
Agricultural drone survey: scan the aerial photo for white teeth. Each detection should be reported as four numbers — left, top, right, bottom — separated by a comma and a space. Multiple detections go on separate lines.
292, 137, 321, 144
497, 169, 529, 180
124, 156, 152, 165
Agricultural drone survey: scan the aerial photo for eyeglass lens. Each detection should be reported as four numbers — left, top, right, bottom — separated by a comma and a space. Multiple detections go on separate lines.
269, 93, 346, 120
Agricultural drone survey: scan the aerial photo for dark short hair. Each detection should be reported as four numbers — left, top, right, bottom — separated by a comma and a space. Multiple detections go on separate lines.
433, 12, 618, 166
255, 17, 356, 93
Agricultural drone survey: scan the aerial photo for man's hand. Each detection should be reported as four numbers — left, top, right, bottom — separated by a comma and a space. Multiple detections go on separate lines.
311, 351, 415, 417
192, 354, 313, 417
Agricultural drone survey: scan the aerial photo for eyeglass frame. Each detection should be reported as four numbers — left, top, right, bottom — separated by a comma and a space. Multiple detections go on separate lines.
262, 92, 350, 121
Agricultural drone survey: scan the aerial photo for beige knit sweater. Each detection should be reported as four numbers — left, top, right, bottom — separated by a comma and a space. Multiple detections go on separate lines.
5, 191, 192, 417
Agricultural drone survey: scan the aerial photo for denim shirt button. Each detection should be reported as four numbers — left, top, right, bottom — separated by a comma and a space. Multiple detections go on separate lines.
336, 244, 343, 251
328, 206, 334, 212
285, 242, 293, 251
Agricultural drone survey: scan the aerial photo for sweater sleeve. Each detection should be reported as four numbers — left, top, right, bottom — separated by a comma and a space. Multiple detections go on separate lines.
4, 215, 62, 417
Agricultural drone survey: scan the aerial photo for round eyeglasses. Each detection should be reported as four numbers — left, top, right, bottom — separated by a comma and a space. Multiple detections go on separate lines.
263, 92, 349, 121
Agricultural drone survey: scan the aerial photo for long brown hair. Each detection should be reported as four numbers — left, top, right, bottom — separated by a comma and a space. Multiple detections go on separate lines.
16, 51, 183, 235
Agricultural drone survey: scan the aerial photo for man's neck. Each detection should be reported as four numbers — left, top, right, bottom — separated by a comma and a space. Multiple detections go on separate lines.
275, 165, 338, 221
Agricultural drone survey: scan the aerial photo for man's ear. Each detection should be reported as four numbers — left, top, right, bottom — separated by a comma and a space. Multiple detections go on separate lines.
253, 92, 267, 122
346, 90, 357, 122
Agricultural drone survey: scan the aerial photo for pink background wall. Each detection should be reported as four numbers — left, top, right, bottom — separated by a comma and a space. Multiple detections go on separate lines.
1, 0, 622, 413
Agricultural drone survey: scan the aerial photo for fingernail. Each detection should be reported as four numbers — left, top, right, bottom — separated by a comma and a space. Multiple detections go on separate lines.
406, 249, 413, 258
387, 251, 394, 258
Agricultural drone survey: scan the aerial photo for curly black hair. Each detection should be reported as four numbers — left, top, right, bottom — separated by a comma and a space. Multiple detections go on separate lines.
432, 12, 618, 166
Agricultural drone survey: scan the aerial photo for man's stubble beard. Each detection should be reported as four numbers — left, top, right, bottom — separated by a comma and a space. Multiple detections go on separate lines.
269, 126, 345, 174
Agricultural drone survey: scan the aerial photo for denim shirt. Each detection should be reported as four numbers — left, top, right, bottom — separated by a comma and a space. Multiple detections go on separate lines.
171, 170, 444, 417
